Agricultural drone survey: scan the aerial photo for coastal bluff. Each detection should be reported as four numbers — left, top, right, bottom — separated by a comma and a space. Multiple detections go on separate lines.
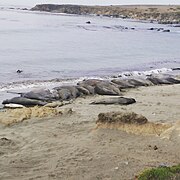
31, 4, 180, 24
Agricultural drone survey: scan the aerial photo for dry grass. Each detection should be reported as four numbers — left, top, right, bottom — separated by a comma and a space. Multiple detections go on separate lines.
96, 122, 171, 136
0, 107, 63, 125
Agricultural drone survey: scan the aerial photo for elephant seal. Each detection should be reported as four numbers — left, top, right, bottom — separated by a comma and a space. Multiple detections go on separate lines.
111, 79, 135, 88
147, 76, 179, 85
2, 97, 47, 107
53, 86, 80, 99
77, 86, 90, 95
94, 82, 121, 96
91, 97, 136, 105
21, 89, 59, 101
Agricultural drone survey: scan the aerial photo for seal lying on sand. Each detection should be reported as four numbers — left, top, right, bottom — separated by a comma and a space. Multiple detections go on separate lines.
91, 97, 136, 105
2, 97, 47, 107
2, 75, 180, 107
147, 76, 180, 85
21, 89, 59, 101
53, 86, 80, 99
78, 79, 122, 95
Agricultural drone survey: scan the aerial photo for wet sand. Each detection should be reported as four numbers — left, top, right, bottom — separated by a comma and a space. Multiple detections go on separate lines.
0, 84, 180, 179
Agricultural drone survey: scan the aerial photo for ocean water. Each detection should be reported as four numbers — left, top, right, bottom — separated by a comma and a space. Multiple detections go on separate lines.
0, 2, 180, 104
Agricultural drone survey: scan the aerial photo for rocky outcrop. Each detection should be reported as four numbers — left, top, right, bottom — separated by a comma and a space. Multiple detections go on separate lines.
96, 111, 171, 135
0, 107, 71, 125
97, 111, 148, 124
31, 4, 180, 24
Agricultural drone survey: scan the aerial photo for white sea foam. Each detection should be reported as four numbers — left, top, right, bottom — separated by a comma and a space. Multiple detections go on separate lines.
0, 67, 176, 94
116, 68, 173, 78
0, 79, 77, 92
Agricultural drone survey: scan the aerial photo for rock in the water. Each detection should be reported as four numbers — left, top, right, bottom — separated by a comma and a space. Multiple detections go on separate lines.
97, 111, 148, 124
163, 29, 170, 32
86, 21, 91, 24
2, 97, 47, 107
91, 97, 136, 105
16, 69, 23, 73
148, 27, 157, 30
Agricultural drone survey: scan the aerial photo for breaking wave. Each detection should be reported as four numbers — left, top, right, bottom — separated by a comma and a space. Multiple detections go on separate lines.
0, 67, 178, 93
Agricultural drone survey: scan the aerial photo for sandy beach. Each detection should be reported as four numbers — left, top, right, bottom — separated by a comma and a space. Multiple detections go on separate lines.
0, 1, 180, 179
0, 84, 180, 180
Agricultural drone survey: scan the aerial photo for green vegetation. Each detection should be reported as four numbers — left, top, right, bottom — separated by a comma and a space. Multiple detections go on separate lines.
138, 164, 180, 180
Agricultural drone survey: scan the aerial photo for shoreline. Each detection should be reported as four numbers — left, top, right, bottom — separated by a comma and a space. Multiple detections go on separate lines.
0, 3, 180, 179
0, 67, 179, 99
31, 4, 180, 24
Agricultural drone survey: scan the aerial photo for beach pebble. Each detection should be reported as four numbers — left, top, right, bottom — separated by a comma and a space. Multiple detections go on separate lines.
88, 157, 93, 161
124, 161, 129, 165
153, 145, 158, 150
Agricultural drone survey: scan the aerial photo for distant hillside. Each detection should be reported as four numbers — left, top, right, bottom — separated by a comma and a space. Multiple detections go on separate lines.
31, 4, 180, 24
